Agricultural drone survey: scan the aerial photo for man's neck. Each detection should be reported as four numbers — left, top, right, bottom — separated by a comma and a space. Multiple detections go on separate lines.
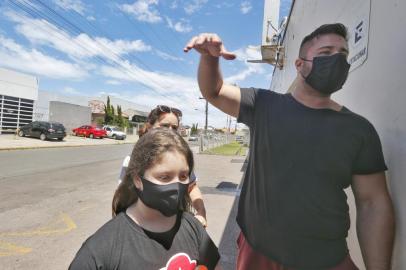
127, 201, 177, 233
292, 80, 342, 111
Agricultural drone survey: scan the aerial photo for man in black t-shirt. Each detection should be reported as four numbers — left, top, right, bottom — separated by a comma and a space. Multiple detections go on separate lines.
184, 23, 395, 269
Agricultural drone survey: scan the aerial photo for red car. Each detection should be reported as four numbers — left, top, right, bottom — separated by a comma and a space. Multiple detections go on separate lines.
72, 125, 106, 139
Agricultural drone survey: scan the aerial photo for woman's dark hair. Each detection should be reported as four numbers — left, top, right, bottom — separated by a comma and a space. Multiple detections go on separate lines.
138, 106, 181, 137
299, 23, 348, 57
112, 128, 193, 216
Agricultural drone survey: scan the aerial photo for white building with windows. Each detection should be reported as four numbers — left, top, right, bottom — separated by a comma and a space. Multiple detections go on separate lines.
0, 68, 38, 134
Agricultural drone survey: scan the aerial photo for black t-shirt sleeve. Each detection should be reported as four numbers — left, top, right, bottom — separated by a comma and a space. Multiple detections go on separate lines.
69, 243, 99, 270
352, 121, 388, 174
198, 231, 220, 270
183, 213, 219, 270
237, 87, 259, 127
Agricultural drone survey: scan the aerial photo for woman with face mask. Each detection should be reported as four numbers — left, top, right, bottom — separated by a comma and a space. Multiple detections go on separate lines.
118, 105, 208, 228
69, 129, 221, 270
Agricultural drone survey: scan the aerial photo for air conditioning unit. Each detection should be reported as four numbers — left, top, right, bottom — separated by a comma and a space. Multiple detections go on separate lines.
248, 0, 286, 69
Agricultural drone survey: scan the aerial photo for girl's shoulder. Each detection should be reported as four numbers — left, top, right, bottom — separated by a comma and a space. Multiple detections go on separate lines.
180, 212, 206, 240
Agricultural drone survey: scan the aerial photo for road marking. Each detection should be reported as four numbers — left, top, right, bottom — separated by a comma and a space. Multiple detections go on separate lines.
0, 241, 32, 257
0, 213, 76, 257
79, 205, 96, 212
0, 213, 77, 237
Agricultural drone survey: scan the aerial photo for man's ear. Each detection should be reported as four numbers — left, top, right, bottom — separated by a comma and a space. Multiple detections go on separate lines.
295, 58, 303, 70
133, 175, 143, 190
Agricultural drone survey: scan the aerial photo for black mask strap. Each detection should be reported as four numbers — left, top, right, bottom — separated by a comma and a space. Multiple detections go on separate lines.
299, 57, 312, 79
300, 57, 313, 62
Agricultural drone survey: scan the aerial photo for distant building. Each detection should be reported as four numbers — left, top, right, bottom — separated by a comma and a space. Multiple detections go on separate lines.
88, 100, 106, 125
0, 67, 149, 135
49, 101, 91, 132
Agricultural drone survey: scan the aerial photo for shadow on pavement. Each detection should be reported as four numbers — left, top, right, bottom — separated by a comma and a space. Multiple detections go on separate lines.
215, 158, 247, 270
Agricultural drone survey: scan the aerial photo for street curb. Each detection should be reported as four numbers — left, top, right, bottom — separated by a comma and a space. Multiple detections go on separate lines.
0, 140, 137, 151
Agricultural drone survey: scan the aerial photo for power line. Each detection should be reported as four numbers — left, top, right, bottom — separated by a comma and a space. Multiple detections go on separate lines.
8, 0, 183, 104
114, 1, 190, 74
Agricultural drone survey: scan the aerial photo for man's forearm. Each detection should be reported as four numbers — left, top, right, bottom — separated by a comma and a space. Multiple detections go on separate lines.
198, 55, 223, 100
357, 196, 395, 270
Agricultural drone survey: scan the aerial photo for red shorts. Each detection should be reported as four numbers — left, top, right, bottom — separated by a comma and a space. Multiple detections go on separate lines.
237, 232, 359, 270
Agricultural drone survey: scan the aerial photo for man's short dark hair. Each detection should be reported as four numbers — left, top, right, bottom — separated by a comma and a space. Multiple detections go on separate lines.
299, 23, 348, 57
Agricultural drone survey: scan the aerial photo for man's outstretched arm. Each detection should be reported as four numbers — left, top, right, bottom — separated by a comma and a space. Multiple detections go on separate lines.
352, 172, 395, 270
184, 33, 241, 118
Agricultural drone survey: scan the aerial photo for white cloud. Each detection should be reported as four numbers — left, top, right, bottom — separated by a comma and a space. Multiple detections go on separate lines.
215, 2, 234, 8
170, 0, 178, 9
98, 60, 211, 122
86, 16, 96, 21
106, 80, 122, 85
233, 45, 262, 61
99, 61, 198, 97
63, 87, 83, 95
53, 0, 86, 15
119, 0, 162, 23
165, 17, 192, 33
0, 35, 87, 80
184, 0, 208, 14
155, 50, 185, 61
224, 46, 265, 84
6, 11, 151, 63
240, 1, 252, 14
225, 66, 258, 83
98, 91, 122, 98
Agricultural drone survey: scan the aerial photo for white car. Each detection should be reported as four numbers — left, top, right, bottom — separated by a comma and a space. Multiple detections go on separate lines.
103, 126, 126, 140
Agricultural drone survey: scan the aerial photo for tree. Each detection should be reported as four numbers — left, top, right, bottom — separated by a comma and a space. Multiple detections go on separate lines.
103, 97, 128, 128
117, 105, 124, 128
191, 123, 199, 135
104, 96, 114, 125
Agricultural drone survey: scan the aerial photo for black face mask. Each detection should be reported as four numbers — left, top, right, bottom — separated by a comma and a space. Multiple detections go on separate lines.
301, 53, 351, 95
136, 176, 188, 217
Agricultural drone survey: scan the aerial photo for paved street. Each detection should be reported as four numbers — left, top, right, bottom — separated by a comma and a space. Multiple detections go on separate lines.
0, 145, 244, 270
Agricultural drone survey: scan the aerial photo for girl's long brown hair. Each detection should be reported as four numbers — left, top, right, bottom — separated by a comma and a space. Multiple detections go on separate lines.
112, 128, 193, 216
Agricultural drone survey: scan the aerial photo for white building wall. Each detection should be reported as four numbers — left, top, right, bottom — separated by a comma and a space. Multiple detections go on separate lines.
270, 0, 406, 269
0, 68, 38, 100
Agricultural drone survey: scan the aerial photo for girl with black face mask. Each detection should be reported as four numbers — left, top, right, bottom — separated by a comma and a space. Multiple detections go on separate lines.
118, 105, 208, 228
69, 129, 221, 270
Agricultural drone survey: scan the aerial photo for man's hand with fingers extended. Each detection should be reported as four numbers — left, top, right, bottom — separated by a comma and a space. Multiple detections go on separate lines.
184, 33, 236, 60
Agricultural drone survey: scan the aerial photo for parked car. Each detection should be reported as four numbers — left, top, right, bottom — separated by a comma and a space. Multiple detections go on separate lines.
72, 125, 106, 139
188, 136, 199, 142
235, 135, 244, 144
18, 121, 66, 141
103, 126, 126, 140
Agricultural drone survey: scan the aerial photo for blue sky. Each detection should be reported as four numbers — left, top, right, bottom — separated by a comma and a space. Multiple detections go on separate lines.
0, 0, 292, 127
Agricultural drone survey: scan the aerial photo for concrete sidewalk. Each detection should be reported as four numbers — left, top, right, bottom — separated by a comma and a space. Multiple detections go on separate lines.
0, 134, 138, 151
193, 154, 245, 269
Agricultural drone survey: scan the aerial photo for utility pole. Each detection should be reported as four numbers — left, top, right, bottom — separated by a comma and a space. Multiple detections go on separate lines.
204, 99, 208, 132
199, 97, 208, 133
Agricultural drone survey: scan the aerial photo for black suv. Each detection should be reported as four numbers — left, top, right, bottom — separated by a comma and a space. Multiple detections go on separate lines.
18, 121, 66, 141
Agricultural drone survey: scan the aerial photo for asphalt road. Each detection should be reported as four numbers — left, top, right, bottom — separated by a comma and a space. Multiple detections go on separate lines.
0, 145, 133, 213
0, 145, 133, 270
0, 145, 243, 270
